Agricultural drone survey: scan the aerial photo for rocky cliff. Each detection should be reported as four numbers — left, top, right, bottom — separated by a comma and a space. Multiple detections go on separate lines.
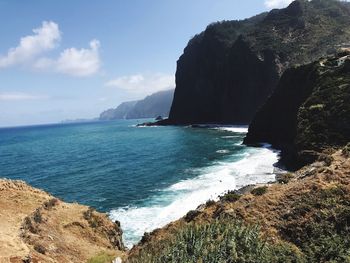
99, 89, 173, 121
0, 179, 125, 263
245, 51, 350, 168
166, 0, 350, 125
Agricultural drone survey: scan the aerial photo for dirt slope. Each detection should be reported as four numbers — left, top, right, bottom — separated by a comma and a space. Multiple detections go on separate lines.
0, 179, 125, 263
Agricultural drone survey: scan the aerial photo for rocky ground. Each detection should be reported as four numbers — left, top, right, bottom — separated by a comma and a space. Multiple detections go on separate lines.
0, 180, 125, 263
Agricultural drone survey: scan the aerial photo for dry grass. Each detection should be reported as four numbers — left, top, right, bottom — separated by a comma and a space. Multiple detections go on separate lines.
0, 179, 125, 263
128, 149, 350, 262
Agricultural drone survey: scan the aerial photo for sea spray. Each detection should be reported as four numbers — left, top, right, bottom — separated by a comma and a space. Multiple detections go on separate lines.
0, 121, 279, 248
109, 137, 279, 248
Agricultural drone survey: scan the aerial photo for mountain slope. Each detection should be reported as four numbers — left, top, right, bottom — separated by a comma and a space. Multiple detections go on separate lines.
99, 90, 174, 121
166, 0, 350, 125
245, 51, 350, 168
99, 101, 138, 121
0, 179, 125, 263
126, 89, 174, 119
127, 149, 350, 263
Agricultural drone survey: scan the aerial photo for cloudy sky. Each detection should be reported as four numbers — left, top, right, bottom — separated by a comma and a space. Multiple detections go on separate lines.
0, 0, 294, 127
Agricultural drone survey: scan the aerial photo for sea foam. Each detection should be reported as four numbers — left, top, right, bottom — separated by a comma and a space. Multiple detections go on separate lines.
109, 132, 278, 248
214, 126, 248, 133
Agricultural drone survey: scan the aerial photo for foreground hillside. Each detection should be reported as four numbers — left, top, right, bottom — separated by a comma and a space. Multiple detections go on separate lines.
0, 180, 125, 263
126, 147, 350, 262
166, 0, 350, 125
3, 148, 349, 262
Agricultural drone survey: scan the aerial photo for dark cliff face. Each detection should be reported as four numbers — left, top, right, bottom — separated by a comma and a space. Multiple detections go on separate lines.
221, 39, 280, 123
245, 52, 350, 168
168, 0, 350, 125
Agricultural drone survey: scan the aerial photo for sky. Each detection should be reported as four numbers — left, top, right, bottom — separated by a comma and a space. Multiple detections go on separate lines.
0, 0, 295, 127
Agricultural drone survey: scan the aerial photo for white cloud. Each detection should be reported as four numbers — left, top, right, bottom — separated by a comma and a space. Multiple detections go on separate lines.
0, 21, 61, 68
0, 92, 49, 101
56, 39, 100, 76
105, 73, 175, 95
35, 39, 101, 77
0, 21, 101, 77
264, 0, 294, 8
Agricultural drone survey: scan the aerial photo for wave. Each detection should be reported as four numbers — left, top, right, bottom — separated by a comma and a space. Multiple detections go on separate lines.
214, 126, 248, 133
216, 149, 230, 154
109, 144, 278, 248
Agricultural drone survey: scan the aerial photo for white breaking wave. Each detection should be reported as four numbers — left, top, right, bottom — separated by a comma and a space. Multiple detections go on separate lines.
109, 144, 279, 248
214, 126, 248, 133
216, 149, 230, 154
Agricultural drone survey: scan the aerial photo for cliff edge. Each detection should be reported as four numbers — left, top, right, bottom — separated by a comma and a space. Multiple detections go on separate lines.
0, 179, 125, 263
126, 147, 350, 262
245, 51, 350, 168
165, 0, 350, 125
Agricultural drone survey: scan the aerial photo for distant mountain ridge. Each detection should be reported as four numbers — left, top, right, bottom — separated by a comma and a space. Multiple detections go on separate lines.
99, 89, 174, 121
162, 0, 350, 125
99, 101, 138, 121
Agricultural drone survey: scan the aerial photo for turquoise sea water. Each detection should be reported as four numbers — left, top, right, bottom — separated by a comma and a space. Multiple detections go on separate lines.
0, 120, 278, 247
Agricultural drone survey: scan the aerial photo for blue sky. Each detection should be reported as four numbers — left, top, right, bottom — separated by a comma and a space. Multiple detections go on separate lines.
0, 0, 294, 127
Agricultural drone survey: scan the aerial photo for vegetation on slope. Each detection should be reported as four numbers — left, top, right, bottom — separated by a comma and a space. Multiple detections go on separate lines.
127, 149, 350, 263
87, 252, 117, 263
245, 51, 350, 168
127, 220, 303, 263
0, 179, 125, 263
167, 0, 350, 125
280, 185, 350, 262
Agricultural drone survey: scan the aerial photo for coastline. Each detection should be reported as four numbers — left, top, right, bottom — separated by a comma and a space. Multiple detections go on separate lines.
2, 141, 349, 262
127, 147, 350, 262
109, 125, 281, 248
0, 125, 285, 262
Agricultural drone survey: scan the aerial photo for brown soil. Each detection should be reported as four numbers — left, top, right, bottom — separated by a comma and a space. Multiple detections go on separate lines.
0, 180, 125, 263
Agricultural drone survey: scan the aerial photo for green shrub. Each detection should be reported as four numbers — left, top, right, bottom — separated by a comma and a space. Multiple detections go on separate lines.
309, 104, 325, 110
33, 209, 42, 223
205, 199, 216, 207
342, 143, 350, 157
281, 186, 350, 262
87, 252, 116, 263
251, 186, 268, 196
126, 220, 305, 263
276, 173, 295, 184
23, 217, 38, 234
184, 210, 201, 222
43, 198, 59, 210
220, 191, 242, 202
83, 207, 102, 228
34, 244, 46, 254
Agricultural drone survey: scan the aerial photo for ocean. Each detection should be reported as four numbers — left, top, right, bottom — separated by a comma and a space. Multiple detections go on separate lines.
0, 120, 279, 247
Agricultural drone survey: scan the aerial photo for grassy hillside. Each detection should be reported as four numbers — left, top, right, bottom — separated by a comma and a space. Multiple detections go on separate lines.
245, 51, 350, 168
126, 148, 350, 262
